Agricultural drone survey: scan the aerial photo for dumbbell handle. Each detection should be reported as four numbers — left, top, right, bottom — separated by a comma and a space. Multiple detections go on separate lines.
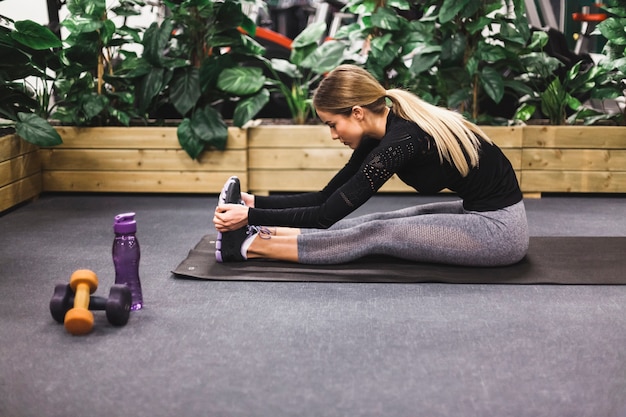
74, 282, 91, 310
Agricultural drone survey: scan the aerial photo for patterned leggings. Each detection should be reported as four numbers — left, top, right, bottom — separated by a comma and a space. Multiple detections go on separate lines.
297, 200, 529, 266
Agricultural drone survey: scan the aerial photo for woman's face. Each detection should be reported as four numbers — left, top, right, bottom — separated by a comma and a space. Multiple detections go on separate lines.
316, 108, 364, 149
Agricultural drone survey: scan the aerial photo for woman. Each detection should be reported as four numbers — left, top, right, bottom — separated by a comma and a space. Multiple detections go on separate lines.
213, 64, 528, 266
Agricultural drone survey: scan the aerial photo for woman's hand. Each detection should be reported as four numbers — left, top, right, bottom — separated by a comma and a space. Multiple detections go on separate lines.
213, 204, 250, 232
241, 192, 255, 207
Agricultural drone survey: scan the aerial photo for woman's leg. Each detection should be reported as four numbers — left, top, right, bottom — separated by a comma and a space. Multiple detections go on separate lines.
247, 201, 528, 266
300, 200, 465, 234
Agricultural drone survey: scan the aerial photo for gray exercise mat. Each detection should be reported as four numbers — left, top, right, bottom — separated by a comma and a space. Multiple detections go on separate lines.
172, 236, 626, 284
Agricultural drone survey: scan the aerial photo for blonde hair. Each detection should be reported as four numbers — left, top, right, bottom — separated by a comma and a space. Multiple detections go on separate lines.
313, 64, 492, 177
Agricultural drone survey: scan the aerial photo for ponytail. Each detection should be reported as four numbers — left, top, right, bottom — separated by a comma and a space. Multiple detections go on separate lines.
385, 89, 491, 177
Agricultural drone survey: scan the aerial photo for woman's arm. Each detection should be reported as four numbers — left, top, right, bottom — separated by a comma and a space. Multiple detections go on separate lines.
253, 138, 379, 210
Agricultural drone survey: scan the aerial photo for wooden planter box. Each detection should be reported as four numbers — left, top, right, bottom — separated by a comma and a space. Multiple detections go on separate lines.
2, 124, 625, 214
0, 134, 41, 213
248, 124, 523, 195
40, 127, 248, 193
521, 126, 626, 193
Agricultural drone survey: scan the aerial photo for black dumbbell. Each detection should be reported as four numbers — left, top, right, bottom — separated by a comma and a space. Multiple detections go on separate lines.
50, 282, 132, 328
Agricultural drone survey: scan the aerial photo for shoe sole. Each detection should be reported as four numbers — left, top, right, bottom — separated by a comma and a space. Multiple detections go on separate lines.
215, 227, 247, 262
216, 176, 241, 263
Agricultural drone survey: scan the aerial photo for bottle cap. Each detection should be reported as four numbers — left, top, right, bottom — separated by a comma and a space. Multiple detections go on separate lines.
114, 212, 137, 234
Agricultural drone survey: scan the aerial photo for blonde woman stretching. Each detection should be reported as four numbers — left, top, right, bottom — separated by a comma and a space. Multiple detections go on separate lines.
213, 64, 528, 266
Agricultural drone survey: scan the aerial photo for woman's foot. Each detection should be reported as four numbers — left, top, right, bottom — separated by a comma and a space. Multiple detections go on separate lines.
216, 225, 271, 262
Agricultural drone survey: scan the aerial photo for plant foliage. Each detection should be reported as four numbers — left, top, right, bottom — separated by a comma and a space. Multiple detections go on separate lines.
263, 21, 347, 124
337, 0, 534, 122
0, 15, 62, 145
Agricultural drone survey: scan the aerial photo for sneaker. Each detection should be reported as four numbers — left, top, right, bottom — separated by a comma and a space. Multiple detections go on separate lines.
215, 225, 271, 263
218, 175, 242, 206
215, 176, 244, 260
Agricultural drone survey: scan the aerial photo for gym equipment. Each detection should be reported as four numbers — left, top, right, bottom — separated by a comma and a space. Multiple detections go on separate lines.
49, 269, 131, 335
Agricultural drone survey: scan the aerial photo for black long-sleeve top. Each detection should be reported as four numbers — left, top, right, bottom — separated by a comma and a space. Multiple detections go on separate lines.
248, 112, 522, 229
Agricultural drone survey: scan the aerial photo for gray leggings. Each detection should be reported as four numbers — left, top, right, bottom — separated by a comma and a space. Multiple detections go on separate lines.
297, 200, 529, 266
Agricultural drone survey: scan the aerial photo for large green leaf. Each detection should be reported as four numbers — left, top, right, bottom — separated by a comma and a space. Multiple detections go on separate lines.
217, 67, 264, 95
100, 19, 117, 46
270, 58, 300, 79
11, 20, 62, 50
439, 0, 471, 24
67, 0, 106, 18
215, 0, 244, 31
292, 22, 326, 50
142, 20, 173, 67
480, 66, 504, 103
136, 67, 165, 113
447, 87, 471, 108
441, 34, 466, 64
410, 52, 440, 75
299, 40, 346, 73
82, 94, 109, 119
170, 67, 201, 116
177, 118, 204, 160
61, 18, 103, 34
514, 103, 536, 122
597, 18, 626, 45
477, 43, 507, 63
233, 89, 270, 127
371, 7, 403, 30
15, 113, 63, 146
192, 106, 228, 150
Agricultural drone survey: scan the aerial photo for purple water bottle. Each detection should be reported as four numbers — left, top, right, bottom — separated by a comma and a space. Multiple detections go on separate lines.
113, 213, 143, 310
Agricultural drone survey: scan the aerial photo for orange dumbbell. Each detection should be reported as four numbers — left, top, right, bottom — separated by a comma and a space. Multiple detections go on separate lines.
63, 269, 99, 335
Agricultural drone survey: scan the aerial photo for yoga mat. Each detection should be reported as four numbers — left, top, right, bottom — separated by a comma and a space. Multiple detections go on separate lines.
172, 236, 626, 284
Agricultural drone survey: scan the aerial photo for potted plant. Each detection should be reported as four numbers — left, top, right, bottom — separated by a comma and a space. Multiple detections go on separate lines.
0, 14, 62, 145
117, 0, 271, 159
0, 13, 63, 212
41, 0, 263, 193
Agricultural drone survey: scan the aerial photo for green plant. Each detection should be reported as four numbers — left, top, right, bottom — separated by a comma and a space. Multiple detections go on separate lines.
514, 30, 622, 125
336, 0, 534, 122
263, 21, 347, 124
52, 0, 144, 126
121, 0, 270, 159
0, 14, 62, 145
594, 0, 626, 124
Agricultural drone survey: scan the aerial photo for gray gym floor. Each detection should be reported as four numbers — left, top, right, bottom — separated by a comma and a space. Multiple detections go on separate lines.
1, 192, 625, 417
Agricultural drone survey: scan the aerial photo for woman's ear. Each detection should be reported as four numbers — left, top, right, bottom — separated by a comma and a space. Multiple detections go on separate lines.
351, 106, 364, 120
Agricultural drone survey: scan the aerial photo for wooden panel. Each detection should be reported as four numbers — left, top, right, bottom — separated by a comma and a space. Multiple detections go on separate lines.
249, 125, 523, 149
480, 126, 524, 148
521, 171, 626, 193
249, 148, 351, 169
43, 127, 248, 193
43, 170, 248, 193
523, 126, 626, 148
248, 125, 340, 148
0, 173, 41, 213
0, 134, 38, 163
523, 149, 626, 171
249, 170, 414, 193
0, 134, 42, 212
40, 148, 246, 172
53, 126, 247, 150
0, 152, 41, 188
